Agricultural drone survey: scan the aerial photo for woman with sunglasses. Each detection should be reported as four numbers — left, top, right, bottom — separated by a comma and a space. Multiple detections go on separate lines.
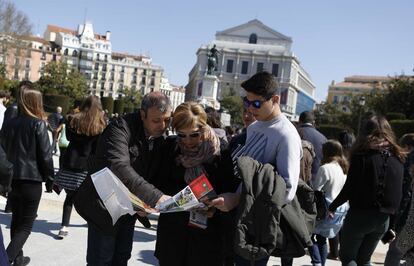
154, 102, 239, 266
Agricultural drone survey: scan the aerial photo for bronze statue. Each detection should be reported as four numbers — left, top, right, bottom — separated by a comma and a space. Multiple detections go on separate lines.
207, 45, 220, 75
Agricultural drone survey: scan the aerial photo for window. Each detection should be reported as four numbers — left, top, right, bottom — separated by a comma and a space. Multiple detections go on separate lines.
96, 53, 100, 61
151, 71, 155, 77
119, 73, 124, 81
241, 61, 248, 74
226, 59, 234, 73
141, 77, 146, 85
14, 58, 19, 66
134, 68, 138, 73
109, 83, 113, 91
101, 82, 105, 89
14, 69, 19, 79
64, 49, 68, 56
249, 33, 257, 44
257, 62, 264, 73
52, 54, 57, 61
102, 64, 107, 72
24, 70, 29, 80
143, 69, 147, 76
25, 59, 30, 68
333, 95, 338, 103
121, 66, 125, 72
104, 55, 108, 61
95, 63, 99, 70
272, 64, 279, 77
119, 83, 123, 90
93, 81, 97, 88
150, 78, 155, 86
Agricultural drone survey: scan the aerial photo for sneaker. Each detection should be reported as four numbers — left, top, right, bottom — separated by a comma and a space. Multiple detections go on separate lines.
13, 256, 30, 266
56, 230, 68, 239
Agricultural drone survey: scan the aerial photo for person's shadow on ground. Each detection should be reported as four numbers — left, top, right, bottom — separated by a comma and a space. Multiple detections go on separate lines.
0, 212, 87, 239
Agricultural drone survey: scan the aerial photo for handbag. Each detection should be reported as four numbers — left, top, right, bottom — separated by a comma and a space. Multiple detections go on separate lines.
314, 190, 328, 221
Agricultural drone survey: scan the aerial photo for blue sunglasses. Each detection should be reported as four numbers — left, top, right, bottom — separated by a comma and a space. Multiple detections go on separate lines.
243, 96, 271, 109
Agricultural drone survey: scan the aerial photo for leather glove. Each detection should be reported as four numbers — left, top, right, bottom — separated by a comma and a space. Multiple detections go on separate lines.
45, 179, 54, 193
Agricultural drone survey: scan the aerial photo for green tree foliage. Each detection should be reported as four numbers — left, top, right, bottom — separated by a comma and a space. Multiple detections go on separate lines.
36, 61, 87, 100
118, 86, 142, 109
220, 89, 243, 126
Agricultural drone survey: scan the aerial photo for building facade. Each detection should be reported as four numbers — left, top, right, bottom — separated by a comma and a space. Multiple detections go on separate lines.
43, 22, 164, 98
186, 19, 316, 120
327, 75, 391, 111
0, 34, 61, 82
160, 76, 186, 111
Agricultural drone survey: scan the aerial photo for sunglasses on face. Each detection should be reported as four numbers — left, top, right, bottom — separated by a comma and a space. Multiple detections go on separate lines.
243, 96, 271, 109
177, 131, 202, 139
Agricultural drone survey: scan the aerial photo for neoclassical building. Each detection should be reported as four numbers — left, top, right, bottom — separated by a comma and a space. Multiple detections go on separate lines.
186, 19, 316, 120
43, 22, 164, 98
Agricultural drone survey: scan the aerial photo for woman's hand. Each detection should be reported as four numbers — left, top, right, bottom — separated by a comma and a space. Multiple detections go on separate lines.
207, 193, 240, 212
327, 211, 335, 219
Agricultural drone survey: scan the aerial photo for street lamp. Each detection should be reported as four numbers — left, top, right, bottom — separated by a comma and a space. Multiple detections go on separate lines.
357, 96, 366, 136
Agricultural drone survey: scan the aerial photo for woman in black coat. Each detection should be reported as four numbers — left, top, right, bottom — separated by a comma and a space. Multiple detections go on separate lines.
0, 82, 54, 265
329, 116, 405, 265
54, 95, 106, 239
154, 102, 239, 266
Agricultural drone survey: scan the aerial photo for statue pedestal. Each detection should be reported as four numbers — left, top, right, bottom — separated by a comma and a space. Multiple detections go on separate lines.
198, 75, 220, 109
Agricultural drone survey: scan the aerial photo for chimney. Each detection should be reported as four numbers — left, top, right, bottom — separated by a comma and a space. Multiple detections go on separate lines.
331, 80, 335, 86
106, 31, 111, 41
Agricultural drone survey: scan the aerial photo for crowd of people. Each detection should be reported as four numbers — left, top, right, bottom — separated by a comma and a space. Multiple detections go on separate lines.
0, 72, 413, 266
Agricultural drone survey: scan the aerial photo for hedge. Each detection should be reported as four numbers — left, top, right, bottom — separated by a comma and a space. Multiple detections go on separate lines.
389, 120, 414, 139
43, 94, 70, 114
113, 99, 125, 115
124, 102, 135, 114
317, 124, 346, 139
101, 97, 114, 115
386, 112, 406, 121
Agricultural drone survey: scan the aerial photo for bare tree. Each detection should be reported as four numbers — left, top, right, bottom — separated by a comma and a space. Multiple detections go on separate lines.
0, 0, 33, 81
0, 0, 32, 35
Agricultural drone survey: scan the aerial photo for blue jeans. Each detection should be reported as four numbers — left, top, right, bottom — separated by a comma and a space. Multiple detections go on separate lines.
309, 234, 327, 266
86, 215, 136, 266
340, 209, 389, 266
234, 255, 269, 266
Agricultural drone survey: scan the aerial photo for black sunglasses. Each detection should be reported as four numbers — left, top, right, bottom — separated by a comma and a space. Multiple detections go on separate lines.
243, 96, 271, 109
177, 131, 202, 139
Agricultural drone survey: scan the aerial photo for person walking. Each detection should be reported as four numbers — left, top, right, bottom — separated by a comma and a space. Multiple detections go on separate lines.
0, 81, 54, 266
310, 140, 348, 266
54, 96, 106, 239
328, 116, 405, 266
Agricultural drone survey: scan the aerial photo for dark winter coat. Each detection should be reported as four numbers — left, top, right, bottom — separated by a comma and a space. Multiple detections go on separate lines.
154, 136, 240, 266
61, 124, 101, 172
0, 114, 54, 183
87, 112, 164, 207
329, 149, 404, 215
0, 145, 13, 193
234, 157, 313, 261
299, 124, 327, 178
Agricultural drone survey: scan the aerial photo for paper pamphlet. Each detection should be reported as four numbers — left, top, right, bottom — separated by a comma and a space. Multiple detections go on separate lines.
91, 167, 141, 225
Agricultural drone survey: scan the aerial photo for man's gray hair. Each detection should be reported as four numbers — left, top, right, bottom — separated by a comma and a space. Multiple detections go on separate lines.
141, 91, 171, 117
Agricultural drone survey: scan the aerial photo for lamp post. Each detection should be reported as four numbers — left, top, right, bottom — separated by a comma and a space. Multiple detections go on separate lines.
357, 96, 366, 136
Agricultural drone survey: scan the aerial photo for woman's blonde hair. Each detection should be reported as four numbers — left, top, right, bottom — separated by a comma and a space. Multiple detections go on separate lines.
18, 82, 45, 120
70, 95, 106, 136
172, 102, 207, 131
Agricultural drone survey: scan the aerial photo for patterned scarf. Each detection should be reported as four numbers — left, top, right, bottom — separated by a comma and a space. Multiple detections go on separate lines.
176, 126, 221, 184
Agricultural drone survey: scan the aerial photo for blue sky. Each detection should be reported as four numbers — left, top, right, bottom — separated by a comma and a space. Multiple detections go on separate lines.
13, 0, 414, 102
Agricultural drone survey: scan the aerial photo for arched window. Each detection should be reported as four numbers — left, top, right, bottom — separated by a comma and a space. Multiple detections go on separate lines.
249, 33, 257, 44
72, 50, 78, 57
64, 48, 68, 56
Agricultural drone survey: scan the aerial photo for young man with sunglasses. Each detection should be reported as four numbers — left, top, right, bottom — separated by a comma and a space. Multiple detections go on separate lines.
211, 71, 303, 266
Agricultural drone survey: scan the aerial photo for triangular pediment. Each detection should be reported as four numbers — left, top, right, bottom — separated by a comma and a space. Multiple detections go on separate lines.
216, 19, 292, 42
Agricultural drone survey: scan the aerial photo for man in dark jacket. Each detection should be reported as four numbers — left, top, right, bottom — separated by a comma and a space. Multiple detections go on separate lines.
0, 146, 12, 266
298, 111, 327, 180
86, 91, 172, 266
